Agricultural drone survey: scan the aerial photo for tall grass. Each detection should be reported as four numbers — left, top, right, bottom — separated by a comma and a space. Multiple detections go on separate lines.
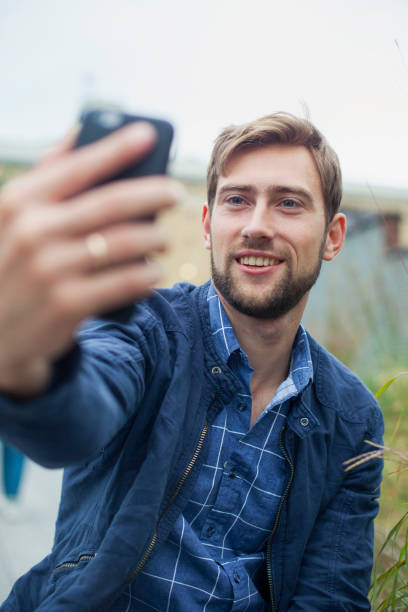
346, 373, 408, 610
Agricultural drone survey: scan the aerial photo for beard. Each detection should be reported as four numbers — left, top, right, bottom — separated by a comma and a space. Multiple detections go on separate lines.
211, 242, 325, 320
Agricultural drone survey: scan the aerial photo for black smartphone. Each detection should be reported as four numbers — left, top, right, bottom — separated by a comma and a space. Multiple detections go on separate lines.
75, 107, 174, 182
74, 107, 174, 322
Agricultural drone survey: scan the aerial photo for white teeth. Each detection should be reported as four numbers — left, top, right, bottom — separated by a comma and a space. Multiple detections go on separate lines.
238, 256, 279, 267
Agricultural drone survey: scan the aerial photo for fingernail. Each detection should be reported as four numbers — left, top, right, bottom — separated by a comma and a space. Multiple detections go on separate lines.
126, 121, 157, 144
67, 122, 81, 139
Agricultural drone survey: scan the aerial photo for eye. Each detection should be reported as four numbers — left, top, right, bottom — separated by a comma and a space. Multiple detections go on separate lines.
226, 195, 245, 206
280, 199, 299, 209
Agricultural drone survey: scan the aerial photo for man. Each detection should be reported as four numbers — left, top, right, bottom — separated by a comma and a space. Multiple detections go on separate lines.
0, 113, 383, 611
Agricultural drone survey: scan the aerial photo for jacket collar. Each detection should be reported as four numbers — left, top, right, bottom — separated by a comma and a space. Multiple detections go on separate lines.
194, 282, 320, 434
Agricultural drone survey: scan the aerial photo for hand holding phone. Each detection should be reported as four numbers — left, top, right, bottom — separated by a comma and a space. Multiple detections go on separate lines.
0, 109, 178, 396
75, 108, 175, 321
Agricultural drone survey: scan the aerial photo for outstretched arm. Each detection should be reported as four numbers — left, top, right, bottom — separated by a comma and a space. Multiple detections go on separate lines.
0, 122, 182, 464
0, 121, 181, 397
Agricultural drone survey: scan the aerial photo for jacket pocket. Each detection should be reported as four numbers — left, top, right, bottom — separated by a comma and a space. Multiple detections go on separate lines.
51, 551, 96, 583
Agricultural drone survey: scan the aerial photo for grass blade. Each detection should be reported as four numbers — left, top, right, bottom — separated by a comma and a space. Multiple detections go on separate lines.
375, 372, 408, 398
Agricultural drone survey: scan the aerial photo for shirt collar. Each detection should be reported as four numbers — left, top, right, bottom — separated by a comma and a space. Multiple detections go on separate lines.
207, 282, 313, 396
207, 283, 241, 362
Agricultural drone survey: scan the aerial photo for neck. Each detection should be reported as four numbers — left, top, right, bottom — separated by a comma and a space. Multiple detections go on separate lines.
217, 292, 307, 391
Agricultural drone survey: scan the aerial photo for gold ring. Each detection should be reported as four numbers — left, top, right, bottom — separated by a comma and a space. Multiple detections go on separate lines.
85, 232, 108, 260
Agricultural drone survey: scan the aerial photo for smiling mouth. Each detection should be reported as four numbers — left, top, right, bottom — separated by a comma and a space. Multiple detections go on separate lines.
237, 256, 281, 267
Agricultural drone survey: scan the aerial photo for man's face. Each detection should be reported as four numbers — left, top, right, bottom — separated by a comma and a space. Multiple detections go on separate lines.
202, 144, 342, 320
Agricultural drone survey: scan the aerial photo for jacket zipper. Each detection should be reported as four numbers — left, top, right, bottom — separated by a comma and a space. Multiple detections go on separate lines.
266, 426, 294, 612
52, 418, 209, 578
54, 554, 95, 572
126, 418, 209, 580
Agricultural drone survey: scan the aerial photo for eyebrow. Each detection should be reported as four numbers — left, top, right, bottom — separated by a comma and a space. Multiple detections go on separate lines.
217, 183, 315, 205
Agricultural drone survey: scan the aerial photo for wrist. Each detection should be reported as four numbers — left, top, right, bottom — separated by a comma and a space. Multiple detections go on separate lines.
0, 359, 52, 399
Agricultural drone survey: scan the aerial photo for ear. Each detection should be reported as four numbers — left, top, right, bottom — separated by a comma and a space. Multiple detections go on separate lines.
202, 204, 211, 250
322, 213, 347, 261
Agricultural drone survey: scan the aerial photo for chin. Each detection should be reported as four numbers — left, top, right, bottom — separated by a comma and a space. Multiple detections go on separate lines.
211, 258, 321, 321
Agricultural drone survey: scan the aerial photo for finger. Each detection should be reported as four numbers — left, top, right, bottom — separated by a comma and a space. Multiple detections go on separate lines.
54, 260, 162, 319
37, 123, 81, 167
0, 122, 157, 215
2, 177, 181, 246
32, 223, 169, 278
0, 176, 181, 265
57, 176, 183, 236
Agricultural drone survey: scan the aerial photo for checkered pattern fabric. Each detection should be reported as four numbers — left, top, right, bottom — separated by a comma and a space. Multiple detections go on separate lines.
127, 284, 313, 610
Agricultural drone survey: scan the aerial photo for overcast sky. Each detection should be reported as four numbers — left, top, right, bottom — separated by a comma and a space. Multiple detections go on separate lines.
0, 0, 407, 188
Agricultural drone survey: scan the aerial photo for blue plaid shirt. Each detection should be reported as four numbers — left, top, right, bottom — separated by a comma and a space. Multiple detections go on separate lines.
129, 284, 313, 610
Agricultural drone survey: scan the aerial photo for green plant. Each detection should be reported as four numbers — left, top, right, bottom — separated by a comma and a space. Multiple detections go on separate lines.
345, 372, 408, 610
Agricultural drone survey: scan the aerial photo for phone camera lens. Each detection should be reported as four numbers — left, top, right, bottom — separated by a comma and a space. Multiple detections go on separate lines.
98, 111, 123, 129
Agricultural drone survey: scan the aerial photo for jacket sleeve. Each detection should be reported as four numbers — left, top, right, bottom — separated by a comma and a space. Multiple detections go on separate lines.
287, 407, 384, 611
0, 319, 156, 468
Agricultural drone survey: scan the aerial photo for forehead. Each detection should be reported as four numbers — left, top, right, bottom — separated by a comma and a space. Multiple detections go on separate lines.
217, 144, 324, 201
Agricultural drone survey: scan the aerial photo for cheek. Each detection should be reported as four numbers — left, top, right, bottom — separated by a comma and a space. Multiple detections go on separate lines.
208, 231, 223, 260
210, 234, 235, 269
288, 219, 326, 247
210, 220, 232, 251
287, 230, 326, 268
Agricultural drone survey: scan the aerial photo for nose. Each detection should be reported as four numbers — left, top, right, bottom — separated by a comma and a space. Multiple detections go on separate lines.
241, 202, 274, 241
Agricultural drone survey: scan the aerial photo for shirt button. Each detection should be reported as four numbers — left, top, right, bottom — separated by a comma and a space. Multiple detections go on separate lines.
300, 417, 309, 427
223, 461, 228, 468
211, 366, 222, 375
238, 404, 246, 411
228, 469, 236, 479
233, 570, 240, 584
206, 525, 215, 537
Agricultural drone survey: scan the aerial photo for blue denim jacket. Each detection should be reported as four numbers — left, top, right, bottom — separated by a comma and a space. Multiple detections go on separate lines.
0, 282, 384, 611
